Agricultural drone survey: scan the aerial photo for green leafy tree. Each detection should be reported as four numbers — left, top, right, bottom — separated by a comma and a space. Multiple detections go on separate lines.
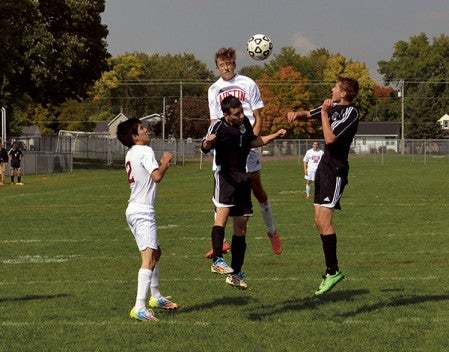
92, 52, 214, 128
1, 0, 109, 106
378, 33, 449, 138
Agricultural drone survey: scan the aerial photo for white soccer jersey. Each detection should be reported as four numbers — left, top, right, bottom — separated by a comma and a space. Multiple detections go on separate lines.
208, 74, 264, 126
125, 145, 160, 207
303, 148, 324, 171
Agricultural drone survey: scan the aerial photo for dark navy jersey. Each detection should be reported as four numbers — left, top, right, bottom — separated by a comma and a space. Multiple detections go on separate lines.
310, 104, 359, 162
202, 116, 255, 172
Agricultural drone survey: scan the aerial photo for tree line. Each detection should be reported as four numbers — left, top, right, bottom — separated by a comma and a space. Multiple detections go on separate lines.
1, 0, 448, 139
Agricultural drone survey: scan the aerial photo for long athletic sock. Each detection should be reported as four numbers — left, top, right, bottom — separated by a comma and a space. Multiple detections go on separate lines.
211, 225, 225, 261
259, 199, 276, 235
231, 235, 247, 274
135, 268, 152, 311
150, 264, 162, 299
320, 233, 339, 275
306, 184, 310, 197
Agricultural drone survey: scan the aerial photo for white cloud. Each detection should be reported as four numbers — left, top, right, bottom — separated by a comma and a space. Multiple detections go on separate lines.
291, 33, 317, 54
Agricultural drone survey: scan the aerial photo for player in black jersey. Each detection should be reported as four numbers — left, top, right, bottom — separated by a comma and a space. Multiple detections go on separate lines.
202, 95, 286, 289
8, 142, 24, 185
287, 77, 359, 295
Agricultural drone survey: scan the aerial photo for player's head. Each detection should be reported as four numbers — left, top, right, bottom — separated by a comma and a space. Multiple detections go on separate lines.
312, 140, 319, 149
221, 96, 244, 125
117, 117, 142, 148
336, 77, 359, 102
215, 48, 236, 81
12, 142, 18, 149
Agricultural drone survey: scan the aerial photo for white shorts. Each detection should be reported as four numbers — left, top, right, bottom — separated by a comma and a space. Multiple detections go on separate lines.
305, 169, 317, 181
126, 203, 159, 251
246, 149, 262, 173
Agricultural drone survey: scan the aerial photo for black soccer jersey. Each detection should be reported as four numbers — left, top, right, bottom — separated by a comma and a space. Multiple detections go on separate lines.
202, 116, 255, 173
310, 104, 359, 161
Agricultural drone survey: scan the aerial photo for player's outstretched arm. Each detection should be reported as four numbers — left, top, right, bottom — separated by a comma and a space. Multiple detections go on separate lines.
287, 110, 310, 124
252, 129, 286, 148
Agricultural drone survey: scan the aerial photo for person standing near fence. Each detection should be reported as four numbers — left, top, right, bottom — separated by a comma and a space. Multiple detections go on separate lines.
303, 141, 324, 199
287, 77, 359, 295
8, 142, 24, 185
0, 142, 8, 185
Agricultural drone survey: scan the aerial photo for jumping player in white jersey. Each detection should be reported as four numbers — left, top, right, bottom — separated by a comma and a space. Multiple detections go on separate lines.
117, 117, 178, 323
303, 140, 324, 199
287, 77, 359, 295
205, 47, 283, 258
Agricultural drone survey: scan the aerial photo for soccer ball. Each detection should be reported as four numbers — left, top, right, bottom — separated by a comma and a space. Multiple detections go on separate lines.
246, 34, 273, 61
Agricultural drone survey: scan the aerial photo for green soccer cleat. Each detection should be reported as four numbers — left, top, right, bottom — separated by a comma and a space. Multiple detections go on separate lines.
314, 270, 345, 295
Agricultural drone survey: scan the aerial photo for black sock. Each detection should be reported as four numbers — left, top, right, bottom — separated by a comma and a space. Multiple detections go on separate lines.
11, 176, 14, 183
231, 235, 246, 274
18, 176, 21, 183
211, 225, 225, 261
320, 233, 339, 275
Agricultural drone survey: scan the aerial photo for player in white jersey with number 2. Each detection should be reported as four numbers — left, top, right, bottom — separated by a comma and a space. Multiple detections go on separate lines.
303, 140, 324, 199
117, 117, 178, 323
206, 47, 283, 257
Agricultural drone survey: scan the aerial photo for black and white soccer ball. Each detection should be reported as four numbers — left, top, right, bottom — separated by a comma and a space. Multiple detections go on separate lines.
246, 34, 273, 61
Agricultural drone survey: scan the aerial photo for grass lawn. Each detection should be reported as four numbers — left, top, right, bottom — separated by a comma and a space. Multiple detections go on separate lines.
1, 155, 448, 351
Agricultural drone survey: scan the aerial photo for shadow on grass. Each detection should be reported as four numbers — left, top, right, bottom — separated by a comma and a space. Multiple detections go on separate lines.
0, 293, 70, 303
177, 295, 257, 315
339, 293, 449, 318
247, 289, 369, 321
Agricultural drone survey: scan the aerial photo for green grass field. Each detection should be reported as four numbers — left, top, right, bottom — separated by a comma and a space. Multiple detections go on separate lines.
1, 155, 449, 352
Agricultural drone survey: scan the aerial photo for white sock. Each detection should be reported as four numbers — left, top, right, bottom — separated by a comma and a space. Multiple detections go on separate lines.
135, 268, 152, 311
150, 264, 162, 299
306, 184, 310, 196
259, 199, 276, 235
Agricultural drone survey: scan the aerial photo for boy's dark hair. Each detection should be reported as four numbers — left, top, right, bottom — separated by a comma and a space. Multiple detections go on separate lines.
220, 95, 242, 115
338, 77, 359, 102
215, 47, 236, 66
117, 117, 141, 148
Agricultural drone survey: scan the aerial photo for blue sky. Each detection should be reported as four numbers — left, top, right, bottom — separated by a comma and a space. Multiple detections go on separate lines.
102, 0, 449, 83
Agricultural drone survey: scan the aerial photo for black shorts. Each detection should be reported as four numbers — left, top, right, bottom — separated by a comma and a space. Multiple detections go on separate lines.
212, 169, 253, 217
314, 158, 349, 210
10, 160, 21, 170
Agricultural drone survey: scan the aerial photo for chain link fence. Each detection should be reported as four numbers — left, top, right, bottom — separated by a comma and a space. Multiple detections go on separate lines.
4, 136, 449, 175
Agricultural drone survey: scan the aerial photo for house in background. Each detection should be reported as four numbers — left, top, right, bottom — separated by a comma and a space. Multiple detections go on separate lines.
437, 113, 449, 130
18, 125, 42, 150
94, 112, 130, 137
354, 121, 400, 153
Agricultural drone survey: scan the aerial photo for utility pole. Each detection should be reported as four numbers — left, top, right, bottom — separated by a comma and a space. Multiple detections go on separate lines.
398, 80, 405, 155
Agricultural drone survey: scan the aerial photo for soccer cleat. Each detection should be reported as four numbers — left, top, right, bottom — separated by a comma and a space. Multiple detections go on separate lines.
211, 257, 234, 274
149, 296, 178, 310
129, 307, 159, 322
16, 182, 24, 186
306, 195, 310, 199
226, 272, 248, 290
268, 231, 283, 255
205, 241, 231, 258
314, 270, 345, 295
